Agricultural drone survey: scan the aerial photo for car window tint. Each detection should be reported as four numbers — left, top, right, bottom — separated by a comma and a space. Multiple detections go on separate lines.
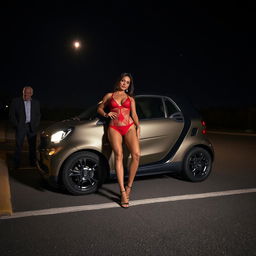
136, 97, 165, 119
164, 98, 179, 116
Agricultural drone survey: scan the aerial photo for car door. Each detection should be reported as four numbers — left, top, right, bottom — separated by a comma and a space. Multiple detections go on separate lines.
135, 96, 184, 165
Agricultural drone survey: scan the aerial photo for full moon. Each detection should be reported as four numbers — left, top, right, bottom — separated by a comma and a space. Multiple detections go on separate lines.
73, 41, 81, 49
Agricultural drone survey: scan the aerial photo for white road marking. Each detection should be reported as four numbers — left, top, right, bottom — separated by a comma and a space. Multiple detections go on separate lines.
1, 188, 256, 220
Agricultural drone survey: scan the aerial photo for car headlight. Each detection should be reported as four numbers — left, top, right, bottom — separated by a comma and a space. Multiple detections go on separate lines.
51, 128, 72, 144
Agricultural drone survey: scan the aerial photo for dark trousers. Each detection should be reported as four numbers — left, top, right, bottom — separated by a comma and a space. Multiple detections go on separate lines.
14, 123, 37, 167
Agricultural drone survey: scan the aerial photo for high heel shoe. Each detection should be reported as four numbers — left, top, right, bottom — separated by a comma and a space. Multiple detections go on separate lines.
125, 185, 132, 201
120, 190, 129, 208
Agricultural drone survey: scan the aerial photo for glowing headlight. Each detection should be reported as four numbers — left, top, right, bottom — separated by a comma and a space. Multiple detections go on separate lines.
51, 128, 72, 144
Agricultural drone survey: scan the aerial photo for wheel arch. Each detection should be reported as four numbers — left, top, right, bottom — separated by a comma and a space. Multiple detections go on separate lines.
195, 144, 214, 162
58, 149, 110, 185
182, 144, 214, 163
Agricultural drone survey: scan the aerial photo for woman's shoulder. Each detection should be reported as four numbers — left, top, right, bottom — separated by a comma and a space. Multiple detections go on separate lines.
128, 95, 135, 102
100, 92, 113, 103
103, 92, 113, 99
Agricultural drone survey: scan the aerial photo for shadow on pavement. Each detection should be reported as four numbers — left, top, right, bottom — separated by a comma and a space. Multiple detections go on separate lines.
6, 150, 189, 204
6, 152, 68, 194
96, 187, 120, 204
6, 151, 123, 203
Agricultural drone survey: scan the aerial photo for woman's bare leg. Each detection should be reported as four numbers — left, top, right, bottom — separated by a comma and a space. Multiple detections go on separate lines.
108, 127, 128, 206
124, 126, 140, 199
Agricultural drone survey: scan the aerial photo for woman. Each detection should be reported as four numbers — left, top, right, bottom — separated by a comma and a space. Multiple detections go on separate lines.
97, 73, 140, 208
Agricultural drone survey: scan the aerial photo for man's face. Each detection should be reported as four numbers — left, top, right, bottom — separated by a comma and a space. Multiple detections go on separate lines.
23, 88, 33, 101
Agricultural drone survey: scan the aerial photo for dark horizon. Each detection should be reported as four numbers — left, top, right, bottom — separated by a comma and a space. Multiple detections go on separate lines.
1, 2, 254, 110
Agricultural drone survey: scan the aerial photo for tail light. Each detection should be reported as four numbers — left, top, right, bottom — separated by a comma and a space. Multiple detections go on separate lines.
201, 120, 207, 134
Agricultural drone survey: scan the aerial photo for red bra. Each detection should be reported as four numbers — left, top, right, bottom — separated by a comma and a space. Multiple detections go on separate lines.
109, 94, 131, 110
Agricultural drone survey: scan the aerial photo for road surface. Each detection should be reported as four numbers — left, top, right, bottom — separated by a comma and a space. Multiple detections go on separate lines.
0, 132, 256, 256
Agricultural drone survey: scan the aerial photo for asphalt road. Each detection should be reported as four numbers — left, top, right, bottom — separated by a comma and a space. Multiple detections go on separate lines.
0, 132, 256, 256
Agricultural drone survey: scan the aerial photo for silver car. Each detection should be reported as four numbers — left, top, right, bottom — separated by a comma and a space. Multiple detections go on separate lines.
37, 95, 214, 195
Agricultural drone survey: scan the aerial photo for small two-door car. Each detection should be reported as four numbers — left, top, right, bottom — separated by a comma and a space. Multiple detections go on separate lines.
37, 94, 214, 195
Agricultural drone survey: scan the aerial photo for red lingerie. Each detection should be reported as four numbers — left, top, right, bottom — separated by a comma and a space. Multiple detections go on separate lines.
109, 93, 134, 136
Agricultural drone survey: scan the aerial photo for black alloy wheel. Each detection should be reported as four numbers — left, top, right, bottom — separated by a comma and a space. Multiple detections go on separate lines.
61, 151, 106, 195
182, 147, 212, 182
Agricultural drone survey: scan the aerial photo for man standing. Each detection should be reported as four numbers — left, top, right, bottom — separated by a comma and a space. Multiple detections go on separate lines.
9, 86, 41, 168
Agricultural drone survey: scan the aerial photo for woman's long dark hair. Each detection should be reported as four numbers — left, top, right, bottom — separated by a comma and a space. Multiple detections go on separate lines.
114, 72, 134, 97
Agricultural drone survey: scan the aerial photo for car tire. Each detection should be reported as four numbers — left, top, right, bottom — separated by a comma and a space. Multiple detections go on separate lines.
61, 151, 106, 195
182, 147, 212, 182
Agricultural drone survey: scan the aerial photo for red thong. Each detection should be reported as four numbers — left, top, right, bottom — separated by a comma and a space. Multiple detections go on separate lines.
109, 122, 134, 136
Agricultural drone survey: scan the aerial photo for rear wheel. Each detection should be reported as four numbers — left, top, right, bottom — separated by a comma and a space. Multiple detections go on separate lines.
61, 151, 106, 195
182, 147, 212, 182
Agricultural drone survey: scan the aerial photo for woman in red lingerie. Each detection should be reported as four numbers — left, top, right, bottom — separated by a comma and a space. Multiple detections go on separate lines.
97, 73, 140, 208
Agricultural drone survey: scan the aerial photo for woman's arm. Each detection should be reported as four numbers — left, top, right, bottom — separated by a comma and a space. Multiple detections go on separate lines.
130, 97, 140, 137
97, 93, 111, 117
97, 93, 117, 119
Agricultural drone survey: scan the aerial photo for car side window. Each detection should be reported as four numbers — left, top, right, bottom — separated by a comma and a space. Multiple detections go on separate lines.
164, 98, 179, 117
78, 105, 98, 120
135, 97, 165, 120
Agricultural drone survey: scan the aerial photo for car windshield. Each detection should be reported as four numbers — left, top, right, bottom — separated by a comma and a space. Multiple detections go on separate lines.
78, 104, 98, 121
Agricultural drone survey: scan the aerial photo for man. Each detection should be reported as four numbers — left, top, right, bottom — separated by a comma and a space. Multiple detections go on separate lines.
9, 86, 41, 168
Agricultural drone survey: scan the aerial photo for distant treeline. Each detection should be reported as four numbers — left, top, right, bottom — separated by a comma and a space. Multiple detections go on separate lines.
40, 106, 256, 132
1, 105, 256, 132
200, 106, 256, 132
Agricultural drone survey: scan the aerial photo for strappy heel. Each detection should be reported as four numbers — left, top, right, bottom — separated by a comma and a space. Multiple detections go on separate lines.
120, 190, 129, 208
125, 185, 132, 201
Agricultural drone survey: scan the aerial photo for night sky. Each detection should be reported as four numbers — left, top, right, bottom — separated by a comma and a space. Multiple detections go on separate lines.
1, 1, 254, 110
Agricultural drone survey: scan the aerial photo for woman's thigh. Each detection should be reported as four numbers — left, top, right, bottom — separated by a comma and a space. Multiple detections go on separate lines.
108, 127, 123, 154
124, 127, 140, 155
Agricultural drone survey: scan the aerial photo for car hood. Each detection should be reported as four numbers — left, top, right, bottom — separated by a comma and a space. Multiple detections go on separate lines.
40, 119, 95, 136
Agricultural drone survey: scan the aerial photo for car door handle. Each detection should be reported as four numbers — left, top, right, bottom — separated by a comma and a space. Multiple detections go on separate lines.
170, 112, 184, 122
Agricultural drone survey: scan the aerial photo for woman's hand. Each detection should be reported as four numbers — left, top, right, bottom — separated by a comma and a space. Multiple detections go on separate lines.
107, 112, 118, 119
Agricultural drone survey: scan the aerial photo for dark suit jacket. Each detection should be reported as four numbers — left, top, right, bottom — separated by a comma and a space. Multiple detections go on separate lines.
9, 97, 41, 133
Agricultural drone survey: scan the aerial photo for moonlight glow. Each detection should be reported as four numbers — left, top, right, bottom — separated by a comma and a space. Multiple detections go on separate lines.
73, 41, 81, 49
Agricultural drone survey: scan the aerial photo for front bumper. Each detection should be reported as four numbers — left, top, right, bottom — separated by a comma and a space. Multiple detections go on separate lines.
36, 150, 60, 188
36, 132, 64, 187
